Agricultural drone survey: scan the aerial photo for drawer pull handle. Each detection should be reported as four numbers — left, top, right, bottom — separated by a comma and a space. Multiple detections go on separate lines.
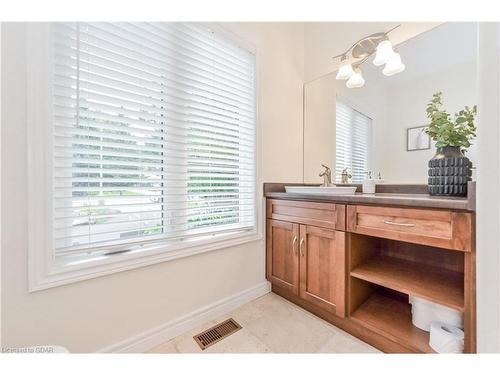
299, 238, 305, 257
384, 220, 415, 227
292, 236, 298, 255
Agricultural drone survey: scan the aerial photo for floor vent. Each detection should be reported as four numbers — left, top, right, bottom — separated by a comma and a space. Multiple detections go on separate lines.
193, 318, 242, 350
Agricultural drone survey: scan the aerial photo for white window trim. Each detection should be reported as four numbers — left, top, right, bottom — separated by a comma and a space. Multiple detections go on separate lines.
27, 23, 262, 292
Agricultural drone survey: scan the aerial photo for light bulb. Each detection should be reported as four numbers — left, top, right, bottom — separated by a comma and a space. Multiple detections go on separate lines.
346, 68, 365, 88
382, 52, 405, 76
373, 40, 395, 66
336, 59, 354, 80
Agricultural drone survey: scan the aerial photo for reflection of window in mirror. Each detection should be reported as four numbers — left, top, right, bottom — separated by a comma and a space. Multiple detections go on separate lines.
335, 101, 372, 183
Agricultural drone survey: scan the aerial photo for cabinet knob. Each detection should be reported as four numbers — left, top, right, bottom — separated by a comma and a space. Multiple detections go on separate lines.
299, 238, 305, 257
292, 236, 298, 255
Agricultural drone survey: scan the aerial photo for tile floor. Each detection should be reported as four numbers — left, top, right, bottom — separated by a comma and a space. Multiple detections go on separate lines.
148, 292, 381, 354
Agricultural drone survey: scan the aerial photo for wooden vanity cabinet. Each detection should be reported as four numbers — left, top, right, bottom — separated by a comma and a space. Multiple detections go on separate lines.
266, 198, 476, 353
266, 219, 300, 295
298, 225, 345, 316
347, 205, 472, 252
266, 199, 347, 317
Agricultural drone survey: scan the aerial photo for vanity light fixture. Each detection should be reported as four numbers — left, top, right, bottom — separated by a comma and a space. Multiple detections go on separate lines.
346, 67, 365, 88
336, 55, 354, 80
373, 40, 395, 66
382, 50, 405, 76
333, 25, 404, 88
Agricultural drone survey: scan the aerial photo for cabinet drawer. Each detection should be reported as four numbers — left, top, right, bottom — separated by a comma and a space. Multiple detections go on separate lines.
267, 199, 346, 231
347, 205, 472, 252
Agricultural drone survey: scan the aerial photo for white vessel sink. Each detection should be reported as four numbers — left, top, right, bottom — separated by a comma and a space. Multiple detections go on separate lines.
284, 186, 357, 195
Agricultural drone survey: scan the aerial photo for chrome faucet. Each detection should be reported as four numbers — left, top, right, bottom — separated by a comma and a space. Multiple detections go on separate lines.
341, 168, 352, 184
319, 164, 332, 187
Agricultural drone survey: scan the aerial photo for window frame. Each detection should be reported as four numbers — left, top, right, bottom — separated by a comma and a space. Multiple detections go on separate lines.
27, 23, 262, 292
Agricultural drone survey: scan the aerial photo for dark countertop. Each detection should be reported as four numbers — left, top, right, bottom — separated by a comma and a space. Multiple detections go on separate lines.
265, 192, 471, 211
263, 182, 475, 212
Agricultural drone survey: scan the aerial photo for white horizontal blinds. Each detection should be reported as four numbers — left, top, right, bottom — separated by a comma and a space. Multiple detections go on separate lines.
53, 22, 256, 257
335, 101, 371, 182
179, 24, 255, 232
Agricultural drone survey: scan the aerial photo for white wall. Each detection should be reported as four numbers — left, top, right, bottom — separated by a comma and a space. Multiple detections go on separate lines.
222, 23, 305, 183
0, 21, 2, 349
303, 73, 336, 183
476, 22, 500, 353
0, 22, 304, 352
381, 60, 477, 183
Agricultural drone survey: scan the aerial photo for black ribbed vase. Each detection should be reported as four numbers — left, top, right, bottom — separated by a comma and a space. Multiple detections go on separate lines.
428, 146, 472, 196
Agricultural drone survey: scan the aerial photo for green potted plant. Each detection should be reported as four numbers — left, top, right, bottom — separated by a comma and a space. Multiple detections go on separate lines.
425, 91, 477, 196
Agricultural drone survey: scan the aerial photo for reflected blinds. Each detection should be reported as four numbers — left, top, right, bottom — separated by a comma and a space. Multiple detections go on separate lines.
335, 100, 371, 182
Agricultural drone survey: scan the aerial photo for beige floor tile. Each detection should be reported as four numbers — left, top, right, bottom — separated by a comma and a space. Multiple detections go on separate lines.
148, 292, 380, 354
216, 293, 287, 326
242, 301, 337, 352
203, 329, 270, 353
164, 321, 270, 354
147, 340, 178, 354
227, 297, 269, 325
169, 319, 221, 353
316, 332, 381, 353
170, 336, 202, 353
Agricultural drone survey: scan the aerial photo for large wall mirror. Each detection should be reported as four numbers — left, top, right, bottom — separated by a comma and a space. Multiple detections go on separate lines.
303, 23, 478, 184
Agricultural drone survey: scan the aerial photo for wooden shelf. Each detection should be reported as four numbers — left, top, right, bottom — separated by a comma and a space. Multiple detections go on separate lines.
351, 292, 435, 353
351, 256, 464, 311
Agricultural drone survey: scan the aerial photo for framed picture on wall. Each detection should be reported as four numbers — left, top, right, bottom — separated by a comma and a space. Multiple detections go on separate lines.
407, 125, 431, 151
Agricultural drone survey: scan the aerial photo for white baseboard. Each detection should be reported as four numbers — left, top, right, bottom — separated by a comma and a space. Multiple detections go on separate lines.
98, 281, 271, 353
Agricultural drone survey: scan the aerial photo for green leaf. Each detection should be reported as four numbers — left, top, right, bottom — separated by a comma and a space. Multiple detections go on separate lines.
425, 91, 476, 148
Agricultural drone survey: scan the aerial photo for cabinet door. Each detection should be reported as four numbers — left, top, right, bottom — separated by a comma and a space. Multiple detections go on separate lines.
266, 219, 299, 295
299, 225, 346, 317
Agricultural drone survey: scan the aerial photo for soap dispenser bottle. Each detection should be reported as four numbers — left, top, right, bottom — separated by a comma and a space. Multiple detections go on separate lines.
362, 171, 376, 194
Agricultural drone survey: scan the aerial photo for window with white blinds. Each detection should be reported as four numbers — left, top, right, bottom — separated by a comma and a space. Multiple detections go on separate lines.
53, 22, 256, 260
335, 101, 372, 183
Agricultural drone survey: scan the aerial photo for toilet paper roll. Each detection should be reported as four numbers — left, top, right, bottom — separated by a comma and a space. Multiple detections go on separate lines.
410, 295, 463, 332
429, 321, 464, 353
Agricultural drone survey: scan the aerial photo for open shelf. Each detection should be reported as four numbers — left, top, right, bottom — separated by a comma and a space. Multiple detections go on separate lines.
350, 291, 435, 353
351, 256, 464, 311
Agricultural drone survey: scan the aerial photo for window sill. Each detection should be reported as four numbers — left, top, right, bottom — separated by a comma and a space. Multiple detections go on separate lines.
29, 230, 262, 292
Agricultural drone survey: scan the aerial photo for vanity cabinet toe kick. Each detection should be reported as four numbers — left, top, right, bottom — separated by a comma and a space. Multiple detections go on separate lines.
265, 198, 475, 353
